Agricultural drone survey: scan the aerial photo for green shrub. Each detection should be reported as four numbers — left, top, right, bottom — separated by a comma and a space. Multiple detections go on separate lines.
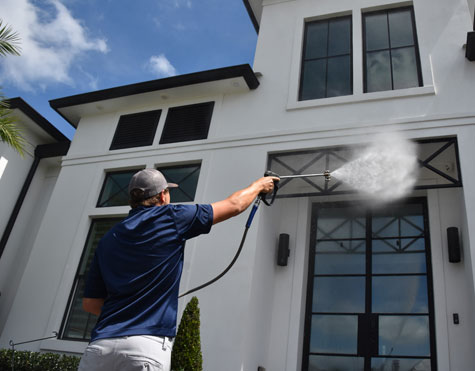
0, 348, 80, 371
171, 296, 202, 371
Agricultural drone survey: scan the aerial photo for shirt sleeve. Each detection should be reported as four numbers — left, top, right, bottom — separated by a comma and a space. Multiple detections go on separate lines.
172, 204, 213, 240
83, 250, 108, 298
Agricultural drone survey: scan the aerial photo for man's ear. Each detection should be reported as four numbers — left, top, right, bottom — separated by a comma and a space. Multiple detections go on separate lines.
159, 190, 166, 205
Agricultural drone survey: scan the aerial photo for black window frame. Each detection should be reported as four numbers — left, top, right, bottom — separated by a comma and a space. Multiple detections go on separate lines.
60, 218, 122, 341
156, 162, 202, 203
96, 168, 144, 208
299, 15, 353, 101
302, 198, 437, 371
363, 6, 423, 93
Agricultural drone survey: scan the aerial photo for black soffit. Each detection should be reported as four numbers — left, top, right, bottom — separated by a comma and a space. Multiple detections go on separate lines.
268, 137, 462, 198
49, 64, 260, 128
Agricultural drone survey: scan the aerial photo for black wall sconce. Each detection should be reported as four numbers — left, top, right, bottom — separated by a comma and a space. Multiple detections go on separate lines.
277, 233, 290, 266
447, 227, 461, 263
466, 11, 475, 61
466, 31, 475, 61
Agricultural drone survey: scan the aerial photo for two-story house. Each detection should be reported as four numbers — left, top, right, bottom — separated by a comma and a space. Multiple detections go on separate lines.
1, 0, 475, 370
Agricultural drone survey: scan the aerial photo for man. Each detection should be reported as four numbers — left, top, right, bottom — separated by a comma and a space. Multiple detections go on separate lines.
78, 168, 277, 371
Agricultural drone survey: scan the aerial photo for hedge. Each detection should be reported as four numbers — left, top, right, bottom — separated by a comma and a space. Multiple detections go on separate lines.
171, 296, 203, 371
0, 349, 80, 371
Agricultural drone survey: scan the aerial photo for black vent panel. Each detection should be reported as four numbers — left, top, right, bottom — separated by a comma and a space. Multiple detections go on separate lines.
110, 110, 161, 150
160, 102, 214, 144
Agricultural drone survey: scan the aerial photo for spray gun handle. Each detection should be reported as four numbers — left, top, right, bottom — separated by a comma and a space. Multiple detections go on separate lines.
259, 170, 280, 206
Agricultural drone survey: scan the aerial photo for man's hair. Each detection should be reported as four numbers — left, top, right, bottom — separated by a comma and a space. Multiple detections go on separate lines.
129, 188, 168, 208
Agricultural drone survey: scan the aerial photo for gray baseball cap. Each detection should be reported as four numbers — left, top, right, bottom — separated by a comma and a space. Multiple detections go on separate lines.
128, 169, 178, 200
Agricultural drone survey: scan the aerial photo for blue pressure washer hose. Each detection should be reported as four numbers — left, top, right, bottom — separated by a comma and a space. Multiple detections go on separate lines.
178, 180, 273, 298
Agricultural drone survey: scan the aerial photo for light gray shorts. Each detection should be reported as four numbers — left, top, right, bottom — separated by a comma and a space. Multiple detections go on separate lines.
78, 335, 174, 371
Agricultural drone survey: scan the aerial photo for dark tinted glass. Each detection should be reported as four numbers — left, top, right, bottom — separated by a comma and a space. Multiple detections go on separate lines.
309, 356, 364, 371
372, 276, 428, 313
366, 50, 391, 92
364, 7, 421, 92
158, 164, 201, 202
327, 55, 352, 97
379, 316, 431, 356
97, 170, 138, 207
62, 219, 121, 340
372, 357, 430, 371
328, 18, 351, 56
315, 240, 366, 274
392, 47, 419, 89
313, 277, 365, 313
389, 9, 415, 47
301, 59, 326, 100
305, 21, 328, 59
365, 13, 389, 51
310, 315, 359, 354
300, 16, 352, 100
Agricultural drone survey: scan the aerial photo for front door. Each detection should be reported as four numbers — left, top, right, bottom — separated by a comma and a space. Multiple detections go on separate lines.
302, 199, 436, 371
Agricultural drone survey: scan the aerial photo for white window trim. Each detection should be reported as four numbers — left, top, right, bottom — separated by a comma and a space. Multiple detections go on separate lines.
287, 4, 435, 111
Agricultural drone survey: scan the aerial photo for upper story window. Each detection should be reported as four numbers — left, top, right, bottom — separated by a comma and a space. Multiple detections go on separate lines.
110, 110, 161, 150
159, 102, 214, 144
157, 163, 201, 202
299, 16, 352, 101
97, 169, 140, 207
363, 7, 422, 93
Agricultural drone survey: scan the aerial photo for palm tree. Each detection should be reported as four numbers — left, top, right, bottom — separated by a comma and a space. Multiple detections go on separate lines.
0, 19, 25, 156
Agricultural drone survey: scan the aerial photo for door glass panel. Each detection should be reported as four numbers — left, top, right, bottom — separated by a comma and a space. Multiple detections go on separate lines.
315, 240, 366, 274
371, 358, 431, 371
373, 276, 428, 313
317, 210, 366, 239
310, 315, 359, 354
313, 277, 365, 313
379, 316, 430, 356
373, 250, 426, 274
310, 355, 364, 371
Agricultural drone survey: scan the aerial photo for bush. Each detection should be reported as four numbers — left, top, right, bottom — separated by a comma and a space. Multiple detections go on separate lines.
171, 296, 202, 371
0, 349, 80, 371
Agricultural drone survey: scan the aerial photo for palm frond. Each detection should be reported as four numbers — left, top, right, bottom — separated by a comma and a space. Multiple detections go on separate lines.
0, 107, 26, 157
0, 19, 21, 56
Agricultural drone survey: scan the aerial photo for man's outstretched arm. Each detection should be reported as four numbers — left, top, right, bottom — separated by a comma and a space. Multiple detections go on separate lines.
211, 176, 278, 225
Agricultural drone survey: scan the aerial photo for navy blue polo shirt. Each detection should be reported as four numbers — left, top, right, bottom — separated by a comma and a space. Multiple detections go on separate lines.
84, 204, 213, 342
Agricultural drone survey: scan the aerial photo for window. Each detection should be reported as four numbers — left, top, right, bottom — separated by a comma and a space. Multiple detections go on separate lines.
157, 163, 201, 202
61, 218, 121, 341
363, 7, 422, 93
159, 102, 214, 144
97, 169, 141, 207
299, 16, 352, 101
303, 200, 436, 371
110, 110, 161, 150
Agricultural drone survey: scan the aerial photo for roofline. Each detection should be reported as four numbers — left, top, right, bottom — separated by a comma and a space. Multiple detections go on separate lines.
49, 64, 259, 114
7, 97, 70, 143
242, 0, 260, 33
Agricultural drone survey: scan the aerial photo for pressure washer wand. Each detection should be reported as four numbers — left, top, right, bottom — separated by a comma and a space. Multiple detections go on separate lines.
279, 170, 331, 181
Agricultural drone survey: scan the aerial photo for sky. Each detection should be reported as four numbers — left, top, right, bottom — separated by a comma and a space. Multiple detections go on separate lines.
0, 0, 258, 139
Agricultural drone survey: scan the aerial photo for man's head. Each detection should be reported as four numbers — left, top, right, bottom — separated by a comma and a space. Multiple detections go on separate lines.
128, 169, 178, 208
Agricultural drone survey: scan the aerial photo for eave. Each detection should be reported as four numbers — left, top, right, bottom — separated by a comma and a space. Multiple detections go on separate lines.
49, 64, 260, 128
